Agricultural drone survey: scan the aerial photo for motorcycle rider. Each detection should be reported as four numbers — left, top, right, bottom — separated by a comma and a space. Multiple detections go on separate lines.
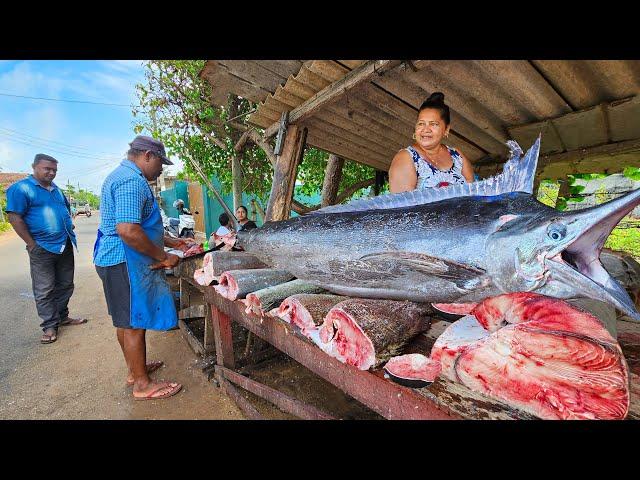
173, 199, 191, 215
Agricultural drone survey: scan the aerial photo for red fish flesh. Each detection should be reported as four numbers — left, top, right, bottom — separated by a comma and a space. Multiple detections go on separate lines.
275, 294, 346, 337
317, 299, 433, 370
390, 293, 630, 419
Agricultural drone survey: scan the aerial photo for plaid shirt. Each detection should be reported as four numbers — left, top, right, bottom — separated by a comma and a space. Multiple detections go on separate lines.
93, 160, 155, 267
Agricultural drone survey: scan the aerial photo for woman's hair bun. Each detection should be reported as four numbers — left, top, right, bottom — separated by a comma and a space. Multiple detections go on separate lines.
426, 92, 445, 105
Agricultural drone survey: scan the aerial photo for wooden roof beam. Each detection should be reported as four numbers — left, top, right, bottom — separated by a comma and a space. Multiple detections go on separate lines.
264, 60, 402, 138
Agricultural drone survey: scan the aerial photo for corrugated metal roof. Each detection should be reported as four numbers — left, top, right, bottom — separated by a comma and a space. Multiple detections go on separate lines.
201, 60, 640, 173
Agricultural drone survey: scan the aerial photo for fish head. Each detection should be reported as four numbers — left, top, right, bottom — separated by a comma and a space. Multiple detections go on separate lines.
486, 210, 568, 292
487, 187, 640, 321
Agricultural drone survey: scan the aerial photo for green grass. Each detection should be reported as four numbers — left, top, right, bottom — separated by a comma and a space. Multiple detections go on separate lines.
605, 223, 640, 261
0, 221, 11, 233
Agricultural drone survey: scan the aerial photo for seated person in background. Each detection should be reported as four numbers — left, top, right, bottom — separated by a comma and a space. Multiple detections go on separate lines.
236, 205, 257, 231
215, 212, 234, 236
210, 212, 240, 251
173, 199, 191, 215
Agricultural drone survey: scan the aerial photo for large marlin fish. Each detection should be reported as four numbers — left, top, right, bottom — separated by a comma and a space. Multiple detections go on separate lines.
237, 137, 640, 321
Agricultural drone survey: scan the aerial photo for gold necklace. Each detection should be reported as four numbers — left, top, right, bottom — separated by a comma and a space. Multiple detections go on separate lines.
415, 143, 445, 168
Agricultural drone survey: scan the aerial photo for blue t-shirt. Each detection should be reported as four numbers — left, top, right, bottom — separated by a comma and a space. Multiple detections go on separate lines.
93, 160, 155, 267
6, 175, 77, 254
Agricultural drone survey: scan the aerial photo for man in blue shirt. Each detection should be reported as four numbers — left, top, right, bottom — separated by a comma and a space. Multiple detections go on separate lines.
94, 135, 188, 401
6, 153, 87, 344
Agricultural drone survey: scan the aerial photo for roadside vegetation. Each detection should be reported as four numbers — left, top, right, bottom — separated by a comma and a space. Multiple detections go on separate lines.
537, 167, 640, 260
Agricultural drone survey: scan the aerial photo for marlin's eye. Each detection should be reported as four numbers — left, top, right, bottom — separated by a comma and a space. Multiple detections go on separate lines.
547, 223, 567, 241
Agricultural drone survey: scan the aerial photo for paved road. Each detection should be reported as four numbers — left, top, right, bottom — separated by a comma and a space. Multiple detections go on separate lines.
0, 214, 100, 393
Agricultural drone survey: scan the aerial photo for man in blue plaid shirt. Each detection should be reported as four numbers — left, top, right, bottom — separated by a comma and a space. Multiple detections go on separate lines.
94, 136, 192, 401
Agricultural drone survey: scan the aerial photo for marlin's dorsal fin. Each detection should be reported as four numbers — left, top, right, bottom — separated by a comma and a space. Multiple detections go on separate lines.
311, 136, 541, 216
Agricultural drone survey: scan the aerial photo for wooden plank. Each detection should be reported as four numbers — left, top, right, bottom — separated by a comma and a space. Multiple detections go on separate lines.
305, 60, 350, 83
471, 60, 573, 118
211, 305, 236, 369
327, 94, 414, 143
178, 304, 206, 320
311, 107, 401, 154
265, 125, 307, 222
272, 84, 306, 108
305, 115, 397, 161
179, 319, 206, 356
265, 60, 400, 137
530, 60, 599, 110
203, 306, 215, 354
256, 60, 304, 79
551, 105, 608, 150
305, 129, 390, 171
218, 60, 289, 94
337, 60, 367, 70
294, 64, 333, 92
536, 138, 640, 180
217, 374, 263, 419
279, 76, 318, 100
205, 290, 458, 419
216, 365, 336, 420
200, 61, 273, 105
607, 95, 640, 142
371, 71, 508, 155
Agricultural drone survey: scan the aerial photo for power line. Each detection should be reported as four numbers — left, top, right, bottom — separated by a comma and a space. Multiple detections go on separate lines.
0, 133, 121, 161
0, 91, 131, 107
0, 125, 122, 156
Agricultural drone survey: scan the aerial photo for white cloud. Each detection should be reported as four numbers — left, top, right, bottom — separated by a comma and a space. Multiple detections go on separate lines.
0, 139, 32, 173
0, 62, 59, 97
100, 60, 145, 74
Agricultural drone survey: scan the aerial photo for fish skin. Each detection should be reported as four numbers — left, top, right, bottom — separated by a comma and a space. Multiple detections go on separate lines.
236, 140, 640, 321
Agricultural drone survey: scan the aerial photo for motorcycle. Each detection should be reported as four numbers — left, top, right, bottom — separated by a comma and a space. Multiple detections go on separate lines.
161, 209, 195, 238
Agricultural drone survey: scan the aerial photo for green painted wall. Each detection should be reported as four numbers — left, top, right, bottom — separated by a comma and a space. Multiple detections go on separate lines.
159, 180, 190, 218
161, 179, 324, 237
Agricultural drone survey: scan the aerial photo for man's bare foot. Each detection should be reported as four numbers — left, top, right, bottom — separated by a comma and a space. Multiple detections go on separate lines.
60, 316, 88, 326
133, 381, 182, 401
126, 361, 165, 385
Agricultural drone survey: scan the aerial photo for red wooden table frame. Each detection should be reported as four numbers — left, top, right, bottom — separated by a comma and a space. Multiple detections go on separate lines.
205, 288, 459, 420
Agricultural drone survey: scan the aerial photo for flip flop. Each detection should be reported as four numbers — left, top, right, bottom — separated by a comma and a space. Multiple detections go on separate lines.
126, 361, 165, 386
60, 316, 88, 326
40, 330, 58, 344
134, 382, 182, 401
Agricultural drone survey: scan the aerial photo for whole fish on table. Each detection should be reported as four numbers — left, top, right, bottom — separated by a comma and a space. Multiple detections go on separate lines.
232, 137, 640, 322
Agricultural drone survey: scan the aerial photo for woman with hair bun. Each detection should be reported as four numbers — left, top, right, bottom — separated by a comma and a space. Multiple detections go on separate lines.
389, 92, 474, 193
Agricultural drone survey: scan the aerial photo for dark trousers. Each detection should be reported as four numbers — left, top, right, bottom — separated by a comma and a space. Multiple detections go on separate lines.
28, 239, 75, 332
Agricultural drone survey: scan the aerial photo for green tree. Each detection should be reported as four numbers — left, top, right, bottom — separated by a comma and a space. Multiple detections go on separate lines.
133, 61, 375, 212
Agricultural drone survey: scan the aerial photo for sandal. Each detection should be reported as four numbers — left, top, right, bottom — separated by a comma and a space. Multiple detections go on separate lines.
126, 361, 165, 385
41, 328, 58, 344
133, 382, 182, 401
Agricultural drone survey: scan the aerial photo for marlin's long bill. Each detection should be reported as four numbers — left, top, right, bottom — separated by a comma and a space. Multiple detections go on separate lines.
545, 187, 640, 321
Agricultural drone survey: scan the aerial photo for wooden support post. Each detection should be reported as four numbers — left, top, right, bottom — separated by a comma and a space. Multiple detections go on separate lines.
203, 305, 215, 354
265, 125, 308, 222
321, 154, 344, 207
211, 305, 236, 369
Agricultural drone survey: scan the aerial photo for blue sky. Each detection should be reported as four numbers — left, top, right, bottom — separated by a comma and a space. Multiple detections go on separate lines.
0, 60, 183, 193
